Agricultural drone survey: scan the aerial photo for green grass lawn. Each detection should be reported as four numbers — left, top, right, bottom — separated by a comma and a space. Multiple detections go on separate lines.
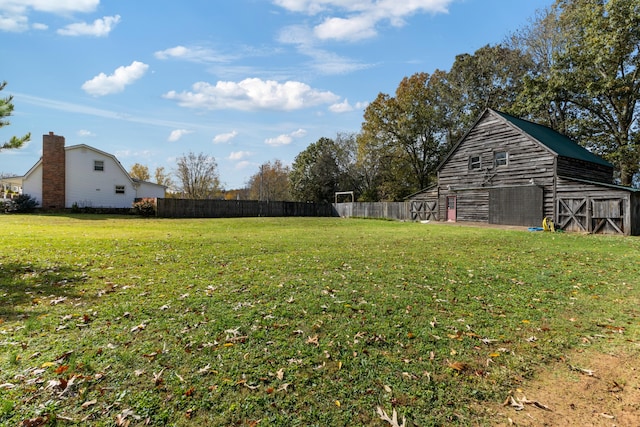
1, 215, 639, 426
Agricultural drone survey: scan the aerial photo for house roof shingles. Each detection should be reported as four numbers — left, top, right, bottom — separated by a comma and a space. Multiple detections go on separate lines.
494, 110, 613, 168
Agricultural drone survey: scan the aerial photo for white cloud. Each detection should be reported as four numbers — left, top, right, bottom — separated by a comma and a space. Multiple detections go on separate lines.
274, 0, 452, 42
163, 78, 339, 111
0, 14, 27, 31
277, 24, 371, 75
265, 128, 307, 147
16, 92, 211, 131
329, 99, 353, 113
314, 15, 377, 41
77, 129, 95, 137
10, 0, 99, 14
0, 0, 100, 32
290, 128, 307, 138
57, 14, 120, 37
0, 0, 98, 16
82, 61, 149, 96
235, 160, 253, 170
115, 149, 152, 159
154, 45, 232, 63
213, 130, 238, 144
229, 151, 252, 161
168, 129, 193, 142
328, 99, 368, 113
32, 22, 47, 30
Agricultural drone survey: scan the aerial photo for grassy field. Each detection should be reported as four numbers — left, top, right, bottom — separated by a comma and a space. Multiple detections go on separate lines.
0, 215, 639, 426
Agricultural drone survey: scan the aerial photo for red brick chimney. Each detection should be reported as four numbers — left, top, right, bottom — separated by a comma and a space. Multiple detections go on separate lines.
42, 132, 66, 209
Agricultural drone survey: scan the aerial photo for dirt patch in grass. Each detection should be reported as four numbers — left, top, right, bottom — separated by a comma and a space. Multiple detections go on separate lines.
489, 348, 640, 426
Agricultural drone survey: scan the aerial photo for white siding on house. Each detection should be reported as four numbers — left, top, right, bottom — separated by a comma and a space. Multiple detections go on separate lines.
135, 181, 166, 199
65, 147, 134, 208
21, 164, 43, 206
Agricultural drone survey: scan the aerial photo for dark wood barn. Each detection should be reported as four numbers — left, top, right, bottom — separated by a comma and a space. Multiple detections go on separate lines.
408, 109, 640, 235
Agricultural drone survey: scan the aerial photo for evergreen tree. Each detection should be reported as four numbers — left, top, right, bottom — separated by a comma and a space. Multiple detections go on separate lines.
0, 81, 30, 152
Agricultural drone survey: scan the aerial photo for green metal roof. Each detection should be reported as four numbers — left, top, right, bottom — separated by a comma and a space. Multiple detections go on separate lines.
494, 110, 613, 168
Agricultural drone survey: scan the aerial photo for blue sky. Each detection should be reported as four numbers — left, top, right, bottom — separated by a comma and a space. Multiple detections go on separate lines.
1, 0, 553, 189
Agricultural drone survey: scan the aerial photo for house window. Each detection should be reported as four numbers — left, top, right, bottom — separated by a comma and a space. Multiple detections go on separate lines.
494, 151, 508, 167
469, 155, 481, 170
115, 185, 125, 194
94, 160, 104, 171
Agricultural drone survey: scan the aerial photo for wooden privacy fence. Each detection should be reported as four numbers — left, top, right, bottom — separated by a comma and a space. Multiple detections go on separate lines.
332, 202, 411, 221
156, 198, 335, 218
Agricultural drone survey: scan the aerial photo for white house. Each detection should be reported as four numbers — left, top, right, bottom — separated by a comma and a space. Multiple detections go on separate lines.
21, 132, 165, 209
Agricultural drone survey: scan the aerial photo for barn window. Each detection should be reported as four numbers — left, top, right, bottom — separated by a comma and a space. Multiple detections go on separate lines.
94, 160, 104, 171
469, 155, 481, 170
115, 185, 125, 194
494, 151, 508, 167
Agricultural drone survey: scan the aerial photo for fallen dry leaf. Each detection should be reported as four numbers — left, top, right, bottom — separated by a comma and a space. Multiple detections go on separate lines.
520, 396, 552, 411
153, 369, 164, 386
504, 395, 552, 412
50, 296, 67, 305
569, 364, 598, 378
306, 335, 319, 346
115, 408, 140, 427
20, 415, 49, 427
447, 360, 470, 372
376, 406, 406, 427
277, 383, 290, 392
81, 399, 97, 408
130, 324, 146, 333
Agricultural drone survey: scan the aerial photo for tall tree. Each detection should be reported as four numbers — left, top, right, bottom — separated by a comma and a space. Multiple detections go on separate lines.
175, 152, 221, 199
360, 72, 451, 199
507, 7, 577, 134
0, 81, 30, 152
247, 160, 291, 201
289, 137, 340, 203
154, 166, 174, 189
447, 44, 535, 130
332, 132, 368, 200
129, 163, 150, 181
551, 0, 640, 185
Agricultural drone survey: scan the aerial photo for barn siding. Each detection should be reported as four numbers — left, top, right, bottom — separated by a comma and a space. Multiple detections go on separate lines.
556, 157, 613, 183
438, 189, 489, 223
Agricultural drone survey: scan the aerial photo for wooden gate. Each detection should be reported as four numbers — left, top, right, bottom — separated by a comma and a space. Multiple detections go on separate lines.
410, 200, 438, 221
591, 199, 624, 234
557, 197, 625, 234
557, 198, 588, 232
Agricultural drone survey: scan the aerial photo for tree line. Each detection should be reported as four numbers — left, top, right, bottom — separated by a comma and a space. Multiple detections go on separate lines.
4, 1, 639, 202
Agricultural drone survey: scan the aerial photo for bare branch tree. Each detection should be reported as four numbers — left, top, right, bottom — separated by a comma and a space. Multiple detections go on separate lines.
175, 152, 221, 199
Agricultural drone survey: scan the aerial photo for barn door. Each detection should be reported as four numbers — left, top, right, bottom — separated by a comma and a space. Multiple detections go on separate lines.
489, 186, 543, 226
591, 199, 624, 234
446, 196, 457, 222
410, 200, 438, 221
557, 198, 588, 232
